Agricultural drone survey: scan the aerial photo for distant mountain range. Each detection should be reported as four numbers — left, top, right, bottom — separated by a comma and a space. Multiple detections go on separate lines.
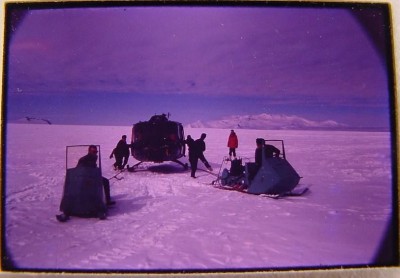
186, 113, 384, 131
9, 114, 388, 131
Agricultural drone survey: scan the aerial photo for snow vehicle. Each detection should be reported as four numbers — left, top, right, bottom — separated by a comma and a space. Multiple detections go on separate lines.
128, 113, 187, 171
214, 139, 304, 197
57, 145, 107, 221
246, 140, 301, 195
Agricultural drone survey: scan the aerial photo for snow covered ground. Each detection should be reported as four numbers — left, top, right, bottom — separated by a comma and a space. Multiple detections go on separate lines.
3, 124, 395, 272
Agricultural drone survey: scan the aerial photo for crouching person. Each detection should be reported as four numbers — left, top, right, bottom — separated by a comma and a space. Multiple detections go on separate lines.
56, 145, 115, 222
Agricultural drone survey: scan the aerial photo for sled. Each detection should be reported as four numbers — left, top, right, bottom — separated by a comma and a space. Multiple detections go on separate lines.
260, 186, 309, 199
211, 156, 247, 185
213, 183, 309, 199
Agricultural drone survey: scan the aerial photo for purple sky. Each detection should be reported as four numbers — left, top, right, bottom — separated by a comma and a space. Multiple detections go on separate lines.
5, 4, 392, 128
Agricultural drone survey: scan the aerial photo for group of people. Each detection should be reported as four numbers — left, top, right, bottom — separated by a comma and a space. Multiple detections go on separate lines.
183, 129, 239, 178
106, 130, 240, 179
107, 129, 280, 179
184, 133, 213, 178
56, 136, 132, 222
183, 130, 281, 181
57, 129, 280, 222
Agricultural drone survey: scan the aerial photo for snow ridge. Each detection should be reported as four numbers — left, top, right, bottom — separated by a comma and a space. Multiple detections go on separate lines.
187, 113, 348, 130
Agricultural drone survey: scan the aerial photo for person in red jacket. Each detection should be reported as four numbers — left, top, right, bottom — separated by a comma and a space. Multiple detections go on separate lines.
227, 130, 238, 160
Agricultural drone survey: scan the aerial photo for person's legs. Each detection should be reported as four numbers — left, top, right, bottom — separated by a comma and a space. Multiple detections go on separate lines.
229, 148, 237, 159
190, 157, 198, 178
199, 153, 212, 170
114, 155, 123, 170
121, 155, 129, 169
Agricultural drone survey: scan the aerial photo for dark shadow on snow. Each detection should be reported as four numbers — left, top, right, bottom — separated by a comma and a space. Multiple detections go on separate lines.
106, 195, 151, 217
146, 163, 188, 174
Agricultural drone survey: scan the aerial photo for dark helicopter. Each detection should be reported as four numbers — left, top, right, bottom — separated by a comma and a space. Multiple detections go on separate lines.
127, 113, 188, 171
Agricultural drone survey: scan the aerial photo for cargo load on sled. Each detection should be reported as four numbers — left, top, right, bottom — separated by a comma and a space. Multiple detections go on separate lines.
214, 139, 306, 197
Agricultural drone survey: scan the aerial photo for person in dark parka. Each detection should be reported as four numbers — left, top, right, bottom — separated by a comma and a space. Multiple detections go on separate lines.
185, 135, 198, 178
195, 133, 213, 172
75, 146, 116, 206
110, 135, 130, 170
255, 138, 281, 167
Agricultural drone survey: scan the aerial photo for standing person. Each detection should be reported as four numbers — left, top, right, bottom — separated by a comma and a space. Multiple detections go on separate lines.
79, 145, 116, 206
110, 135, 130, 170
195, 133, 213, 172
227, 130, 238, 160
185, 135, 198, 178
